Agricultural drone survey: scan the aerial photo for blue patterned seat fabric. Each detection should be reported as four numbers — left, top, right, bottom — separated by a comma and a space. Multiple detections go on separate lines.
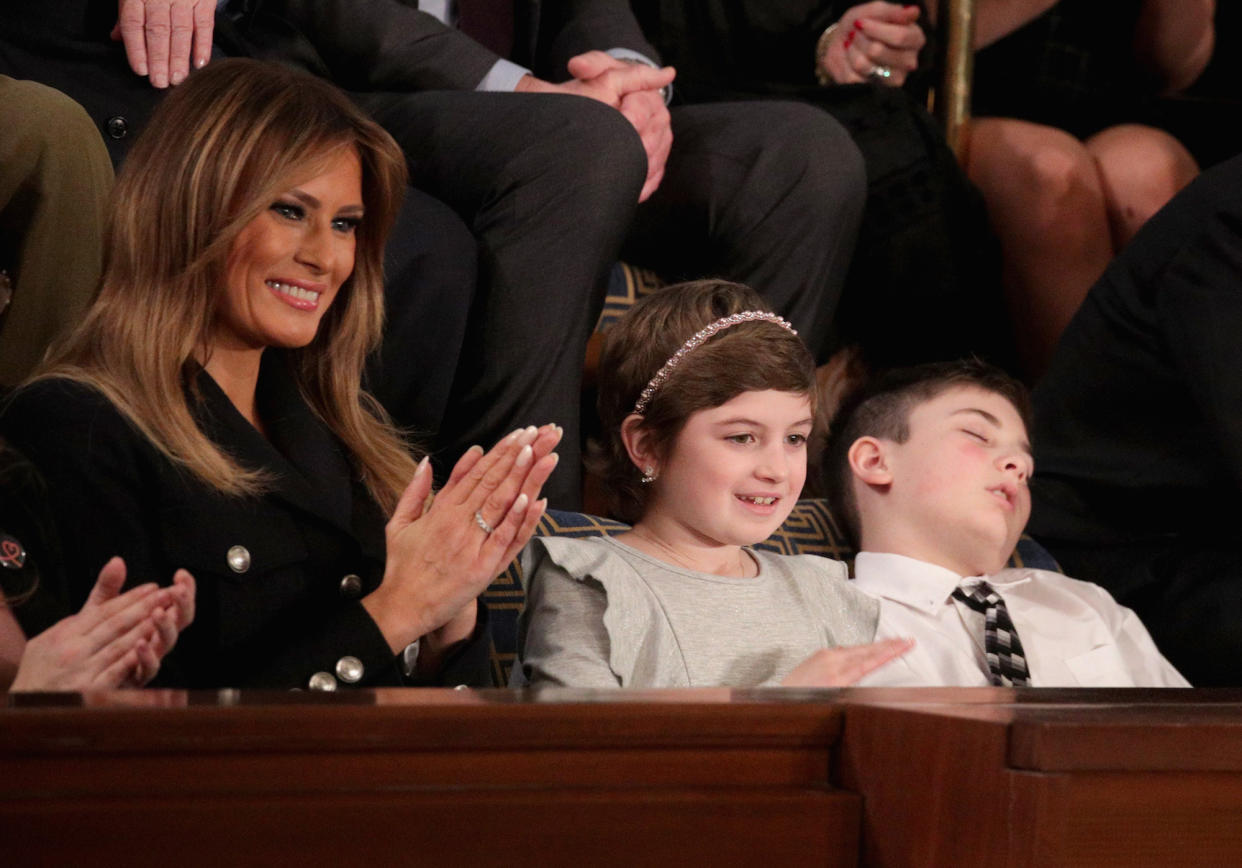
483, 499, 1059, 684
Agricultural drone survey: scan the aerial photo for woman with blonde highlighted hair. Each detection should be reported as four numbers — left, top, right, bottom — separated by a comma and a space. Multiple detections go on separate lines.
1, 59, 559, 689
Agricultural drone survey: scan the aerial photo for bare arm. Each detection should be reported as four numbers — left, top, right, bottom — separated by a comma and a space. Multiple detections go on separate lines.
1134, 0, 1215, 92
0, 605, 24, 689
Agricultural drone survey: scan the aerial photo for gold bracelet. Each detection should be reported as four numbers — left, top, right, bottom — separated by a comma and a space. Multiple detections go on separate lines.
815, 22, 841, 87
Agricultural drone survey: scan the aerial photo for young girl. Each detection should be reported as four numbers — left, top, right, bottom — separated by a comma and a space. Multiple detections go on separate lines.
515, 280, 911, 687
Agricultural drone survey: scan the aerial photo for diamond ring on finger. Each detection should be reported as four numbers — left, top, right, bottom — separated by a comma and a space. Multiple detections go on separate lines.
473, 510, 495, 535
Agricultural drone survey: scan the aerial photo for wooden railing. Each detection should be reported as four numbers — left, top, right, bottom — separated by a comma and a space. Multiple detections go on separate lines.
4, 688, 1242, 866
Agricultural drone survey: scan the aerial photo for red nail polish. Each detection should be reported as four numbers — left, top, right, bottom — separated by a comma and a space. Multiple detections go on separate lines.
854, 20, 863, 29
844, 33, 854, 48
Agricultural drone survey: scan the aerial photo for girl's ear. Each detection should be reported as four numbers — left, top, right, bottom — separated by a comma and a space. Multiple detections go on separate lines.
848, 437, 893, 486
621, 414, 657, 475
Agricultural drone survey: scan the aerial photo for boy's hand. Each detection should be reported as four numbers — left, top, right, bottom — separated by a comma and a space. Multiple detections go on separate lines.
781, 638, 913, 687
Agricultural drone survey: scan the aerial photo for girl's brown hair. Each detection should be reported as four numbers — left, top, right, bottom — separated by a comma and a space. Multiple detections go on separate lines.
589, 280, 816, 523
32, 59, 417, 512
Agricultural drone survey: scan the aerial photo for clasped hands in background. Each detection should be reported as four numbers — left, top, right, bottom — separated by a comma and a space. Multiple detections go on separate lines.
821, 2, 926, 87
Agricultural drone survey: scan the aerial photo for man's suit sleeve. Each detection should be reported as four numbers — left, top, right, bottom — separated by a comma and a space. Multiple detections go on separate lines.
261, 0, 503, 91
536, 0, 662, 80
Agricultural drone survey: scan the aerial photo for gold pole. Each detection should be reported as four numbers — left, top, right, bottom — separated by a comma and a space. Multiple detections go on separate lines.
935, 0, 976, 162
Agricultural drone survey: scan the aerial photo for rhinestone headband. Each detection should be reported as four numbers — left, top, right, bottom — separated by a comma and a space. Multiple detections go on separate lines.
631, 311, 797, 415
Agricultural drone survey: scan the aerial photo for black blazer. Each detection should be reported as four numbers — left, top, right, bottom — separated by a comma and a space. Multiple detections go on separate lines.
0, 356, 491, 689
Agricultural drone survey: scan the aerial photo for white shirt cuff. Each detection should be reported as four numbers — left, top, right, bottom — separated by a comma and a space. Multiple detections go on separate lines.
606, 47, 658, 67
478, 58, 533, 92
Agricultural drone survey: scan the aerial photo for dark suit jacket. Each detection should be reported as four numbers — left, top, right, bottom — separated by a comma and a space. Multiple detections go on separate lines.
0, 0, 507, 166
1030, 152, 1242, 548
0, 356, 491, 689
0, 0, 659, 165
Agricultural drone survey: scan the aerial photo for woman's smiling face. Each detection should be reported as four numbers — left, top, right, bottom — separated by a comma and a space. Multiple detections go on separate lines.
215, 147, 364, 353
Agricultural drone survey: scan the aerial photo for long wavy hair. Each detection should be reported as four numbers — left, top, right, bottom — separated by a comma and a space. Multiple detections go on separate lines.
33, 59, 417, 512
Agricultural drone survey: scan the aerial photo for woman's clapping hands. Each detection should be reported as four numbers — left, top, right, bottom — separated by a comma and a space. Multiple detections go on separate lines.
363, 425, 561, 659
10, 557, 195, 691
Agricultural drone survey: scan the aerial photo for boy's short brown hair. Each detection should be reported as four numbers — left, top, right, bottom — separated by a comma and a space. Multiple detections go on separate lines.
822, 359, 1031, 546
590, 280, 816, 523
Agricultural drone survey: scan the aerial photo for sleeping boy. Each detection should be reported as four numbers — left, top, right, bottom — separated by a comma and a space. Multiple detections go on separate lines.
824, 360, 1187, 687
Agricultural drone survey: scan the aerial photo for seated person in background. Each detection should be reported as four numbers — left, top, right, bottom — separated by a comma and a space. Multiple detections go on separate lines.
515, 280, 911, 688
1028, 152, 1242, 688
963, 0, 1213, 378
610, 0, 1014, 373
1, 440, 195, 692
1, 60, 559, 690
2, 0, 870, 510
823, 360, 1187, 687
0, 76, 113, 387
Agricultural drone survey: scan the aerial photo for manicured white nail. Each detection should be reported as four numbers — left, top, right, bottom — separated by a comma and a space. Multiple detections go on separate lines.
516, 444, 533, 467
511, 493, 529, 514
415, 455, 430, 477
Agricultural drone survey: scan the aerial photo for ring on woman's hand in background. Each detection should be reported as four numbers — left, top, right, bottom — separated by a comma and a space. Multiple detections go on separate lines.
868, 64, 893, 81
473, 510, 494, 535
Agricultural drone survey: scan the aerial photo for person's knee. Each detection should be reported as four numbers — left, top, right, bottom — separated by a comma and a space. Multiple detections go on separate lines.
385, 188, 477, 282
1, 79, 107, 177
723, 101, 866, 231
782, 102, 866, 214
516, 95, 646, 216
1087, 124, 1198, 242
971, 120, 1105, 236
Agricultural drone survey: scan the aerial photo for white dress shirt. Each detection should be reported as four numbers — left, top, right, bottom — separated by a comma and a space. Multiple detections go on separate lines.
853, 552, 1189, 687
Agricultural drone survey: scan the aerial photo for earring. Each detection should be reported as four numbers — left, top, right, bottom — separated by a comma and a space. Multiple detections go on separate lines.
640, 466, 657, 484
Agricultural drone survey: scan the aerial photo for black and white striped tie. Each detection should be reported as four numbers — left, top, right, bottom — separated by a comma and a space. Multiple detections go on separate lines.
952, 582, 1030, 686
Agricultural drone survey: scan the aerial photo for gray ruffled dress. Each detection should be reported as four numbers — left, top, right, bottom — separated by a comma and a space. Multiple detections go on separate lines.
514, 535, 879, 687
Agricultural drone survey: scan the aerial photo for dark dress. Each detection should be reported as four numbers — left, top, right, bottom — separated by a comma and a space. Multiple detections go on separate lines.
0, 357, 492, 689
971, 0, 1149, 140
971, 0, 1242, 170
620, 0, 1013, 371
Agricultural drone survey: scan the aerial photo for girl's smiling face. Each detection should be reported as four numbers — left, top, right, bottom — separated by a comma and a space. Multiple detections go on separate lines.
641, 389, 814, 549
